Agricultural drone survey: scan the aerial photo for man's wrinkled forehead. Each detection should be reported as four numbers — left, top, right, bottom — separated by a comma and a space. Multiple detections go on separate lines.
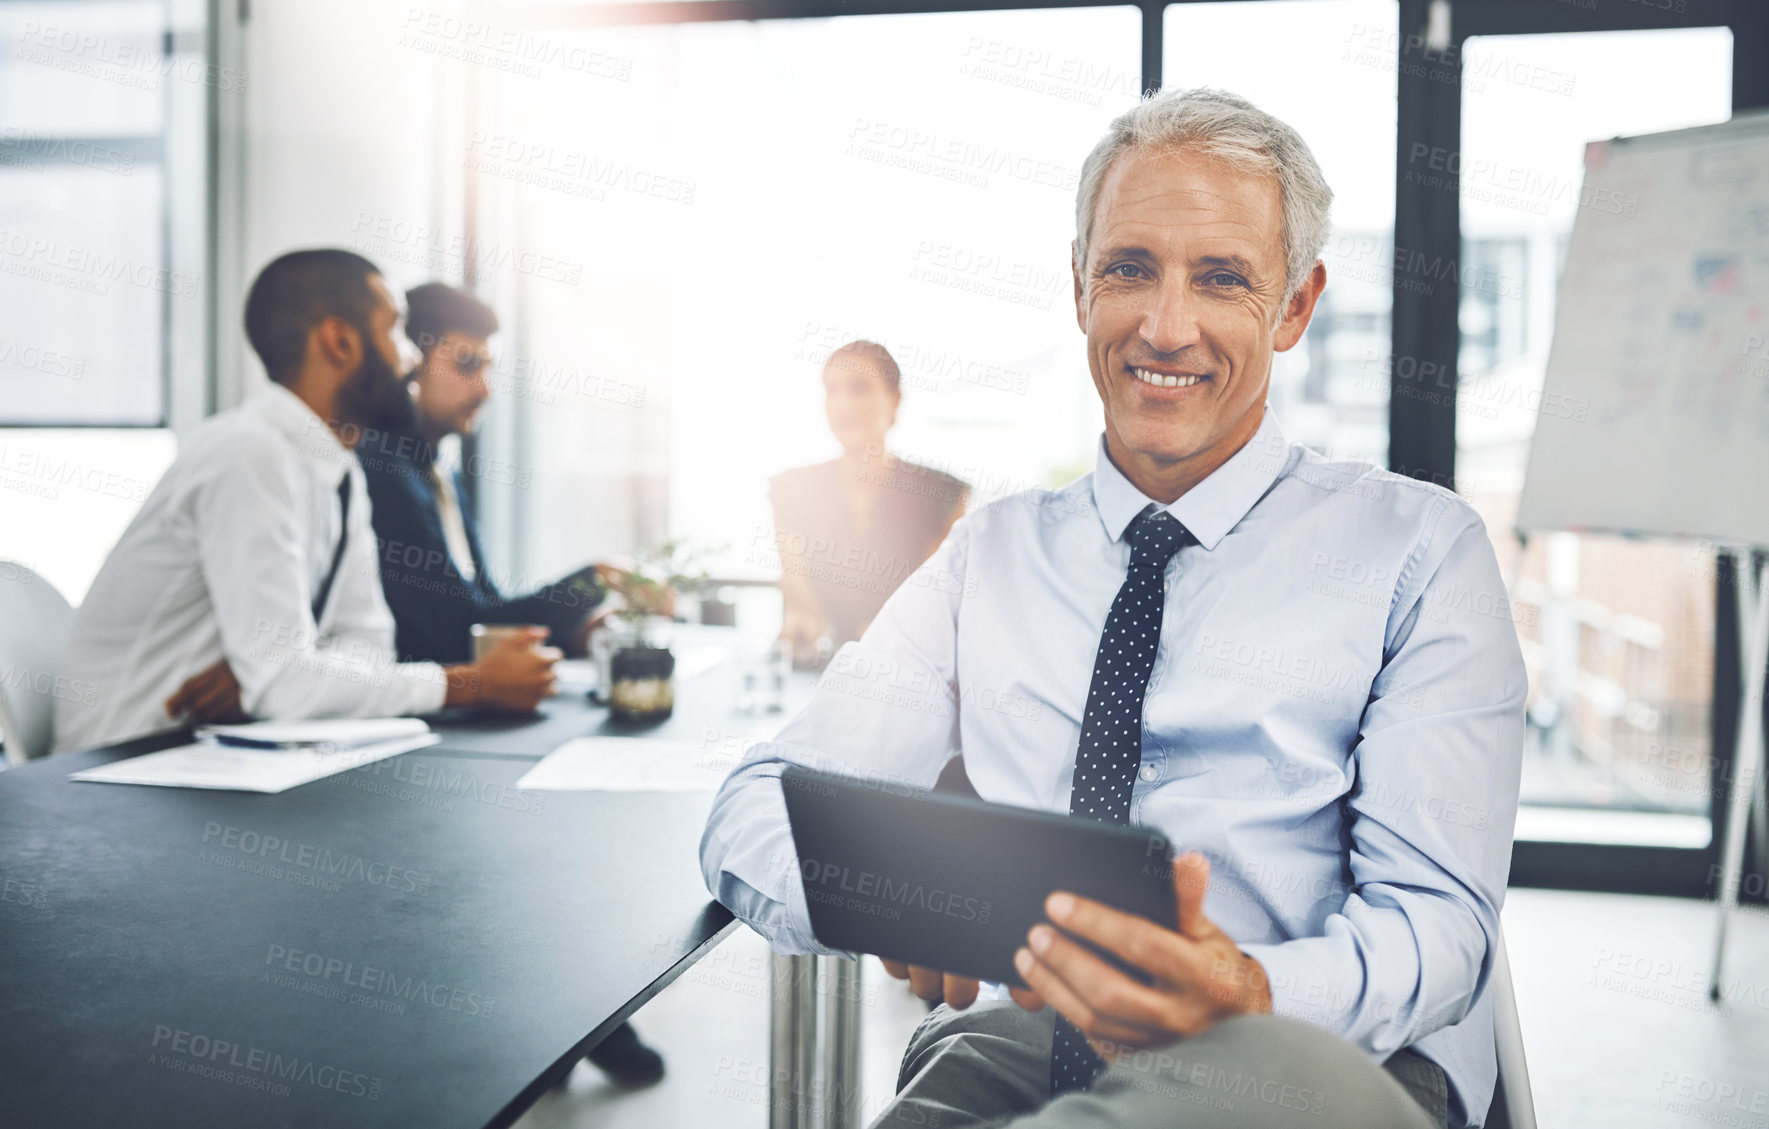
1089, 145, 1282, 260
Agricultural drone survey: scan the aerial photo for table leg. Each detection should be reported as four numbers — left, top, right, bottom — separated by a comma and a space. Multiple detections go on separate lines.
771, 953, 864, 1129
826, 956, 862, 1128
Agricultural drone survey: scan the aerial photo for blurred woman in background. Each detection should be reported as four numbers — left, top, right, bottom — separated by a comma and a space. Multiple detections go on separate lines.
769, 340, 967, 663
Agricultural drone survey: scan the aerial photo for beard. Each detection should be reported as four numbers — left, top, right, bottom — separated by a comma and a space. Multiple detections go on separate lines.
336, 330, 417, 435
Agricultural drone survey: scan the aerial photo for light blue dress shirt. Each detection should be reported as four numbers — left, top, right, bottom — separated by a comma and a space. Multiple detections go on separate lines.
701, 407, 1527, 1127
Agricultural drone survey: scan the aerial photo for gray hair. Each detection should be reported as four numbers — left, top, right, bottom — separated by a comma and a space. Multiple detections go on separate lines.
1074, 87, 1333, 307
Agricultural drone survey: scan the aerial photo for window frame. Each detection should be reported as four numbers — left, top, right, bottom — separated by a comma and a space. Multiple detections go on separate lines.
0, 7, 217, 430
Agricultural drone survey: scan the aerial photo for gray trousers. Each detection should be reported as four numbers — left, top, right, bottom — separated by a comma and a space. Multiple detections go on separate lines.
870, 1001, 1449, 1129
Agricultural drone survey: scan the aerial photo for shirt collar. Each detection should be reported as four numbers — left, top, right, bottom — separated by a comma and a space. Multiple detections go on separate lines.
251, 382, 354, 485
1089, 406, 1291, 550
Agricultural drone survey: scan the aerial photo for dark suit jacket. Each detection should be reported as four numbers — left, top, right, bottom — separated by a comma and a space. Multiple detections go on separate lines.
357, 428, 599, 663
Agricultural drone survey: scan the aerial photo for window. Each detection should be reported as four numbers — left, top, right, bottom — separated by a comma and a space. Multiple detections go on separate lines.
1456, 28, 1735, 846
0, 0, 211, 601
0, 0, 214, 425
1164, 0, 1398, 466
468, 8, 1142, 590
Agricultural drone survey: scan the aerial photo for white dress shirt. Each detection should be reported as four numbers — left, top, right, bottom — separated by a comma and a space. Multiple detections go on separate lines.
54, 384, 448, 753
701, 407, 1527, 1128
427, 458, 478, 582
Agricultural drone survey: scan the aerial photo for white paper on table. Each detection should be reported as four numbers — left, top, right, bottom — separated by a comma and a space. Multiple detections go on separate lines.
674, 645, 726, 682
515, 737, 730, 792
553, 659, 600, 690
197, 717, 431, 748
68, 732, 442, 793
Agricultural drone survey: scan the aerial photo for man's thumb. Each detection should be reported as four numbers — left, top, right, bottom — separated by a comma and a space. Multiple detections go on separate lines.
1173, 851, 1213, 938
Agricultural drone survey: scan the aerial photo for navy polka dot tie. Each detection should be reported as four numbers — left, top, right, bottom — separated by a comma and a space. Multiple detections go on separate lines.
1049, 508, 1189, 1097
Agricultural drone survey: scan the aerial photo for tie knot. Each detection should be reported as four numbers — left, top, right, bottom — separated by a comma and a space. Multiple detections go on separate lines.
1128, 510, 1186, 569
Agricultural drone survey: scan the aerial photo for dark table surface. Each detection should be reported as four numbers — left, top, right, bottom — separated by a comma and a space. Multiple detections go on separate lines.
0, 679, 755, 1129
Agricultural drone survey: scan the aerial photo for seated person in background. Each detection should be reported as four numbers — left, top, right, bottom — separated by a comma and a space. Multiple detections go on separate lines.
360, 287, 666, 1087
703, 88, 1526, 1129
357, 282, 619, 665
769, 341, 967, 661
53, 250, 557, 755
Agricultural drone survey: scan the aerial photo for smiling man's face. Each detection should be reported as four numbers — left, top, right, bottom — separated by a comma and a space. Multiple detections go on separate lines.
1075, 144, 1324, 502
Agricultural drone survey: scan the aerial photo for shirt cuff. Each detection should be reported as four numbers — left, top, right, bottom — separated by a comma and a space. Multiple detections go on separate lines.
1237, 939, 1353, 1036
398, 661, 449, 715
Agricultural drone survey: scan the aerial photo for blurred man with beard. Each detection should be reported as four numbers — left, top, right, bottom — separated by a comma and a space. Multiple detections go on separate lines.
54, 250, 558, 754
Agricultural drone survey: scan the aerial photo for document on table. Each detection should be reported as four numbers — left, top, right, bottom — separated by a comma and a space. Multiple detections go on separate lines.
674, 644, 726, 682
197, 718, 433, 748
515, 737, 734, 792
68, 719, 441, 793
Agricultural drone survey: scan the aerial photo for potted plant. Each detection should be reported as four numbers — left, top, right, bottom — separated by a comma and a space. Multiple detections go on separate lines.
577, 541, 709, 723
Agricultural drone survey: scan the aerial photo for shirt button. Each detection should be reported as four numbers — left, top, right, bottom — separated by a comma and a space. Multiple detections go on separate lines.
1139, 766, 1158, 783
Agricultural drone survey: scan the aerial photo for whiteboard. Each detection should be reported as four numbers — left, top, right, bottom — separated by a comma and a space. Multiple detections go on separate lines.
1516, 111, 1769, 547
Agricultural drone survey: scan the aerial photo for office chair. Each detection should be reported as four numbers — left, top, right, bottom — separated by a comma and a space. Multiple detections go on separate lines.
1485, 929, 1537, 1129
0, 561, 75, 764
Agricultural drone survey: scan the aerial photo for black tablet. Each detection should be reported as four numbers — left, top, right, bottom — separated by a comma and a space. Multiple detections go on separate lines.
780, 764, 1177, 987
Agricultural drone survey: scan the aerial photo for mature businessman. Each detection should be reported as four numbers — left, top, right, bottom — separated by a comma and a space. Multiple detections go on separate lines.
701, 87, 1526, 1129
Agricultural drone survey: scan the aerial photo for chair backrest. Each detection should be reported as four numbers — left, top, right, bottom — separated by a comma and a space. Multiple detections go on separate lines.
1485, 929, 1537, 1129
0, 562, 75, 764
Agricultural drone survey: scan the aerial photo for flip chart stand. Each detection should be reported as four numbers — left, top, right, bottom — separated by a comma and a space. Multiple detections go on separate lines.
1711, 551, 1769, 998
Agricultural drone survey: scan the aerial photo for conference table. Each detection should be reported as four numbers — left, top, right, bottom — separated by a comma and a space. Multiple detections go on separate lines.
0, 627, 835, 1129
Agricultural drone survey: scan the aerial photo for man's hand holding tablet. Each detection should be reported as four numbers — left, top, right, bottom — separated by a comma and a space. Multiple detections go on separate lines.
782, 764, 1276, 1059
1011, 851, 1274, 1060
878, 961, 982, 1010
877, 850, 1271, 1062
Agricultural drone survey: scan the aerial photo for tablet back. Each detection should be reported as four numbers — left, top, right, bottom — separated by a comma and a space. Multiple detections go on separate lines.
781, 764, 1176, 986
